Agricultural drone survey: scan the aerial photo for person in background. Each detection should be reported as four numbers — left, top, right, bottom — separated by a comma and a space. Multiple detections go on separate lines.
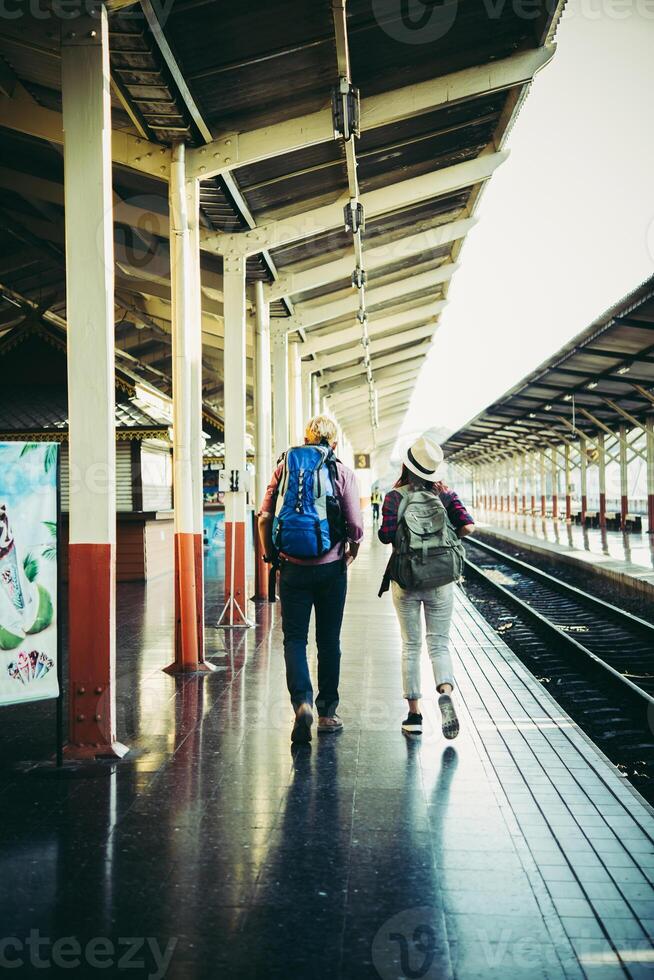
378, 431, 474, 740
371, 487, 382, 522
258, 416, 364, 744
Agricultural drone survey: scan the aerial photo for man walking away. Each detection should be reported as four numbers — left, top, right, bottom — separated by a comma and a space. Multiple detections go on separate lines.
258, 416, 364, 744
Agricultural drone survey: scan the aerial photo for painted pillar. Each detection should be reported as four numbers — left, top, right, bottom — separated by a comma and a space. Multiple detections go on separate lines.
619, 424, 629, 530
187, 177, 206, 662
564, 443, 572, 521
62, 9, 126, 757
271, 325, 289, 459
580, 435, 588, 525
520, 453, 526, 513
254, 280, 272, 600
301, 364, 313, 428
166, 145, 204, 673
505, 459, 511, 512
513, 455, 519, 513
551, 447, 558, 519
646, 417, 654, 534
223, 254, 249, 624
530, 453, 536, 514
311, 373, 321, 418
540, 449, 547, 517
493, 463, 498, 510
288, 339, 303, 445
598, 431, 607, 528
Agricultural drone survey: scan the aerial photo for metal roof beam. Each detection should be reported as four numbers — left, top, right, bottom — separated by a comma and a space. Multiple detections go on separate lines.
267, 218, 474, 302
186, 46, 554, 181
319, 341, 431, 385
205, 153, 507, 257
303, 302, 445, 356
0, 90, 171, 180
310, 322, 437, 371
288, 264, 456, 332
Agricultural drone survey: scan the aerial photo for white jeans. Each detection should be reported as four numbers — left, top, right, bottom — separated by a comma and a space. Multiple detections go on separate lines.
391, 581, 455, 700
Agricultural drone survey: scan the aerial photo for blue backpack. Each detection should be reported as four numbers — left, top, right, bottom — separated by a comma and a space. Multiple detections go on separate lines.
273, 445, 344, 559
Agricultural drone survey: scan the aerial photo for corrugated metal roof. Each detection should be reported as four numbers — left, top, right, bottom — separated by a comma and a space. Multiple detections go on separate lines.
443, 277, 654, 461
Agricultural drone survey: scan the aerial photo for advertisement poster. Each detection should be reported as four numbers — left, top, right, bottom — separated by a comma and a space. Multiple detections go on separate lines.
0, 442, 59, 707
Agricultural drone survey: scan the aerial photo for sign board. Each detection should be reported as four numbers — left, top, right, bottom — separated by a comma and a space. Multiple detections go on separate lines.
0, 442, 59, 707
354, 453, 371, 470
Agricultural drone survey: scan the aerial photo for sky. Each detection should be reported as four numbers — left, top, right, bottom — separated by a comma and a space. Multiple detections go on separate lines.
398, 1, 654, 450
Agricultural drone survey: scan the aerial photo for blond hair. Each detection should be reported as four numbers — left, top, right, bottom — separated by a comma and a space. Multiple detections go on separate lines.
305, 415, 337, 446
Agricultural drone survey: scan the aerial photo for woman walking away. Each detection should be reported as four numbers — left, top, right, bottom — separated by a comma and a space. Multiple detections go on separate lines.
378, 431, 474, 740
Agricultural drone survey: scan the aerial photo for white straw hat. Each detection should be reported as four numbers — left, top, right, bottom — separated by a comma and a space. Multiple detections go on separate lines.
403, 430, 444, 481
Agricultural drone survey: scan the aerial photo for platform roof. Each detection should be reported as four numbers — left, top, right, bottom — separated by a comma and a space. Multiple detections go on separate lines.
443, 275, 654, 464
0, 0, 564, 453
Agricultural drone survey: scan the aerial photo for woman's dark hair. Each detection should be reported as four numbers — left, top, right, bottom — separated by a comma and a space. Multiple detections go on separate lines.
394, 464, 447, 493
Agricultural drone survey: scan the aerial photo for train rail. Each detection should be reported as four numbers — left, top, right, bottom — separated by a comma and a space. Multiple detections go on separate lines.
461, 537, 654, 801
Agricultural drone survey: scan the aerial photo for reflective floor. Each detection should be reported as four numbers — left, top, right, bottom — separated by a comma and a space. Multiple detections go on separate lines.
1, 525, 654, 978
476, 510, 654, 590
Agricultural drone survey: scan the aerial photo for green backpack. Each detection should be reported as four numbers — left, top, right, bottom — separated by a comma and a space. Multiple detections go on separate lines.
389, 485, 465, 590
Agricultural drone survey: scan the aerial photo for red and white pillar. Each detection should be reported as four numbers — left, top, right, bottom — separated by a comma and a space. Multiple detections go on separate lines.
62, 9, 126, 757
530, 453, 536, 515
619, 424, 628, 531
254, 280, 272, 600
272, 325, 289, 460
564, 443, 572, 522
580, 435, 588, 525
551, 447, 558, 519
647, 417, 654, 534
222, 254, 249, 625
540, 449, 547, 517
598, 432, 607, 528
166, 145, 212, 672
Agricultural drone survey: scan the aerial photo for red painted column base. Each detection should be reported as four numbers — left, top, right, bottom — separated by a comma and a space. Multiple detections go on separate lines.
68, 543, 128, 759
648, 494, 654, 533
541, 495, 546, 517
530, 495, 535, 515
222, 521, 249, 626
165, 533, 217, 674
552, 496, 558, 519
621, 495, 628, 531
581, 494, 587, 526
599, 492, 607, 528
565, 495, 572, 521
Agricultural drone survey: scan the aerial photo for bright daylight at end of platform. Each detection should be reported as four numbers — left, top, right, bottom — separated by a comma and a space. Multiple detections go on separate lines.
0, 2, 653, 980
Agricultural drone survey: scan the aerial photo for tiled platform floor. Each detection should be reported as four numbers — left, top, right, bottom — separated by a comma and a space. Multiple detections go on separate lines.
475, 509, 654, 597
1, 527, 653, 978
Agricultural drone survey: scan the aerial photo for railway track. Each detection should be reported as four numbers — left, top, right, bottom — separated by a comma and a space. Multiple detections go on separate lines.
461, 537, 654, 802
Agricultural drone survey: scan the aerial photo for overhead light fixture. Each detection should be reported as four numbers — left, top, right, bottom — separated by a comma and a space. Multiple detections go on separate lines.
616, 364, 631, 375
544, 404, 552, 411
563, 394, 572, 402
528, 413, 536, 418
587, 380, 598, 389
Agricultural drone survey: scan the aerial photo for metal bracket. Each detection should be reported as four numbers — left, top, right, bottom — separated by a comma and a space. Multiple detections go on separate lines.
331, 79, 361, 141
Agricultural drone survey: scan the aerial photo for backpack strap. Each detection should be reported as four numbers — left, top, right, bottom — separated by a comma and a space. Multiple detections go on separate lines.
396, 485, 412, 524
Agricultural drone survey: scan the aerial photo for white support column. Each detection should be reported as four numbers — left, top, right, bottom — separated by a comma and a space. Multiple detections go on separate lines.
271, 326, 289, 458
187, 176, 206, 659
311, 373, 321, 417
598, 432, 607, 528
619, 424, 629, 530
288, 339, 303, 445
539, 449, 547, 517
646, 417, 654, 534
579, 436, 588, 525
62, 7, 126, 757
301, 363, 313, 428
254, 280, 272, 599
564, 443, 572, 521
165, 165, 211, 672
220, 254, 250, 626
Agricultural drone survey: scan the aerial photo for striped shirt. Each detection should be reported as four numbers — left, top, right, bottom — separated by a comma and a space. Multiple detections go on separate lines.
378, 484, 474, 545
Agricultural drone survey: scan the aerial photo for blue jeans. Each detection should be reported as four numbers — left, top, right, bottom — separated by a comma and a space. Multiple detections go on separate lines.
279, 559, 347, 716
